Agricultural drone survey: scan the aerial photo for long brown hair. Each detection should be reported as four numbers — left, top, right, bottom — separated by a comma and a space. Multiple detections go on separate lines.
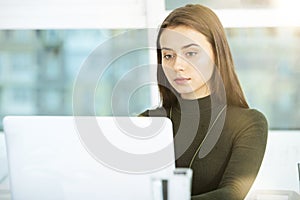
157, 4, 249, 109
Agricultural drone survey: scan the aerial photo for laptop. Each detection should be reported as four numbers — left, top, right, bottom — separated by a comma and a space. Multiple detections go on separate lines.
3, 116, 175, 200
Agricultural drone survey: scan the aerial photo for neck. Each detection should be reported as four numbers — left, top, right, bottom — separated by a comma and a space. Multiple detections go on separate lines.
180, 85, 211, 100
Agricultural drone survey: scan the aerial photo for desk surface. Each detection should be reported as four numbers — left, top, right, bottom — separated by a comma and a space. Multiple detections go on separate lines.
246, 190, 300, 200
0, 174, 10, 200
0, 189, 10, 200
0, 134, 10, 200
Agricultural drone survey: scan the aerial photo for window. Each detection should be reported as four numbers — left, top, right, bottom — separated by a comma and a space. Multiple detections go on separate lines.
0, 0, 299, 129
226, 27, 300, 129
0, 30, 151, 129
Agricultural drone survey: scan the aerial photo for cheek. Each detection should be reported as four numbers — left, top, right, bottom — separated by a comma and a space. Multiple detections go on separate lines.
162, 66, 173, 80
191, 58, 214, 81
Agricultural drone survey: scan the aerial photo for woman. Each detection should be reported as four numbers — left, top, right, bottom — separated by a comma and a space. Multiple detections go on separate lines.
141, 4, 268, 200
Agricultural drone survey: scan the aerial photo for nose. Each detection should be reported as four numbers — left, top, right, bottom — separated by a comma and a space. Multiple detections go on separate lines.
173, 55, 186, 72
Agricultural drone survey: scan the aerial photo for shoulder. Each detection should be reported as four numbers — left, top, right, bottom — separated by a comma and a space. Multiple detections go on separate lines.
225, 106, 268, 136
226, 106, 267, 125
139, 107, 168, 117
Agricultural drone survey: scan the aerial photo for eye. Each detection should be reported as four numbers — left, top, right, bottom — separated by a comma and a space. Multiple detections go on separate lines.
186, 52, 198, 57
163, 54, 175, 60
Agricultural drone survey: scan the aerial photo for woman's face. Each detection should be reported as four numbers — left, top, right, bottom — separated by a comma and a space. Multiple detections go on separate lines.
159, 26, 215, 100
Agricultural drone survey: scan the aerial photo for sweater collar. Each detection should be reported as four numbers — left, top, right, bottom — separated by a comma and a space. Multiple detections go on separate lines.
174, 95, 212, 115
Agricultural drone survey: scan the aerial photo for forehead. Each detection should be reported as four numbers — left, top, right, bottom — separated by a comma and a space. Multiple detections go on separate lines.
159, 26, 210, 50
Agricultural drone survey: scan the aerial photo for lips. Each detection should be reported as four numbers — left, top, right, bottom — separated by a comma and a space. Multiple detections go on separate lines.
174, 77, 191, 84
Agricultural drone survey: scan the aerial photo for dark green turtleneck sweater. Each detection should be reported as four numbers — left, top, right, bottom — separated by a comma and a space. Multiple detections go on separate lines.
141, 96, 268, 200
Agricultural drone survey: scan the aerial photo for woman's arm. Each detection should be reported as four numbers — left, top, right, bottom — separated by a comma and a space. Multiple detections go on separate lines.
192, 109, 268, 200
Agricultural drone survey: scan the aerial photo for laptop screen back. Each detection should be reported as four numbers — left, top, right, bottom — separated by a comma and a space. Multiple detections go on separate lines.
3, 116, 175, 200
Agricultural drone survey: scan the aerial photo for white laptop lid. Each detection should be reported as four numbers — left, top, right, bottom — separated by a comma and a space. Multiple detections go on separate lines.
3, 116, 175, 200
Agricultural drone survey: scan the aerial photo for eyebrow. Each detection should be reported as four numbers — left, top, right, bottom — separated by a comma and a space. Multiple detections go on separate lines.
161, 43, 200, 51
182, 43, 200, 49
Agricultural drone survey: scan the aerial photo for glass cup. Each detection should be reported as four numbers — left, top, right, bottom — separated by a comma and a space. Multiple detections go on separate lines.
151, 168, 193, 200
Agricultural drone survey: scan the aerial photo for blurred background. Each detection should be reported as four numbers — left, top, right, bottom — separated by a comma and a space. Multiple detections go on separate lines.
0, 0, 300, 198
0, 27, 299, 129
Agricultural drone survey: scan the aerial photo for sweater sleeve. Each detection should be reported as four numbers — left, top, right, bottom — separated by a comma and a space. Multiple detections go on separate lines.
192, 109, 268, 200
138, 107, 169, 117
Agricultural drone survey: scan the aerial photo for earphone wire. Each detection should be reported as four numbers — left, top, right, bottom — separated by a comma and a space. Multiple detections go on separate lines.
169, 105, 227, 168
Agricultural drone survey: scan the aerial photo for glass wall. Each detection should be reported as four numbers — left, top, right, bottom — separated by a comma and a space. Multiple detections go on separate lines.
0, 30, 151, 129
1, 27, 300, 129
226, 27, 300, 129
